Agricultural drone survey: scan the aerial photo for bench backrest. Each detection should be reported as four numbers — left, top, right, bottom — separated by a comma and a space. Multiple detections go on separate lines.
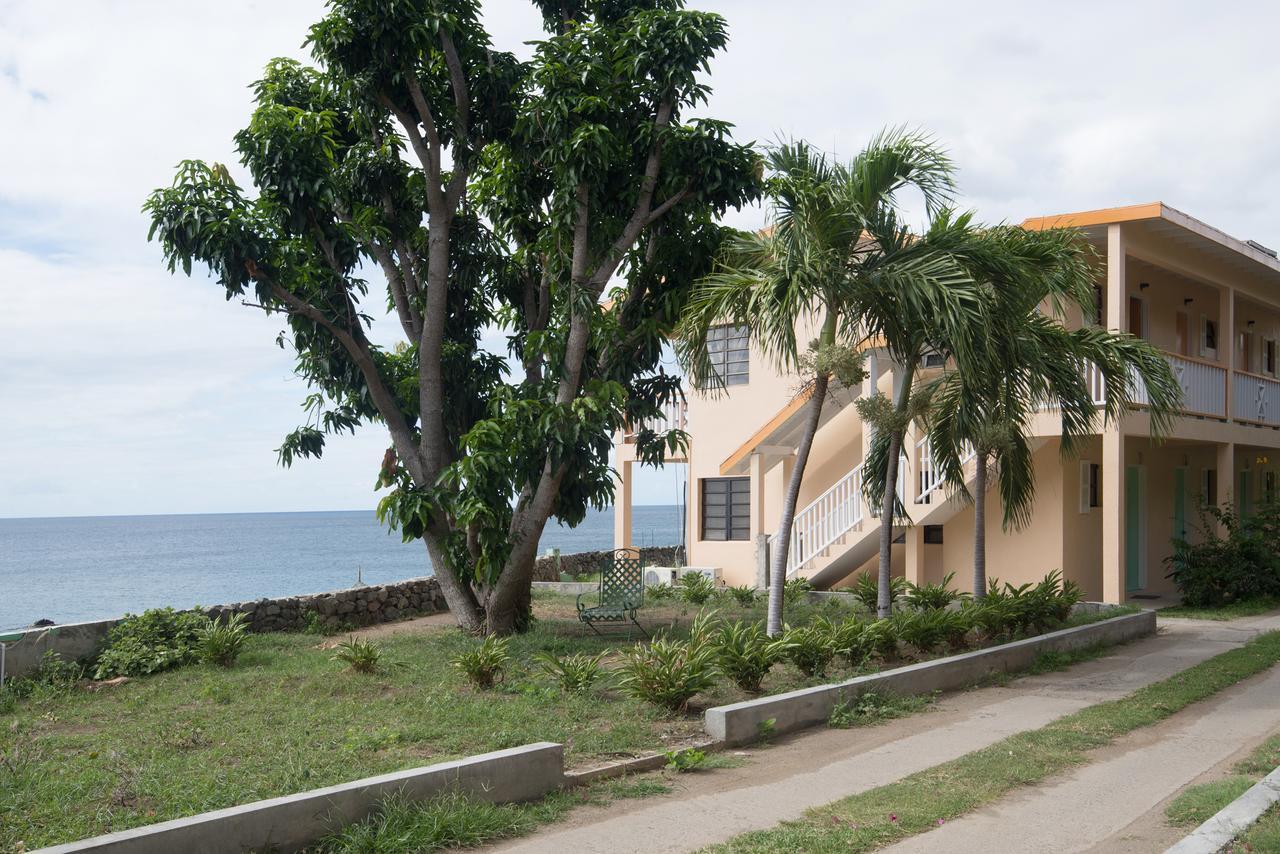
601, 549, 644, 608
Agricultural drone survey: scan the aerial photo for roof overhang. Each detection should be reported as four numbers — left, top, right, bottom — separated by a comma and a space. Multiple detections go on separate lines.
719, 379, 860, 476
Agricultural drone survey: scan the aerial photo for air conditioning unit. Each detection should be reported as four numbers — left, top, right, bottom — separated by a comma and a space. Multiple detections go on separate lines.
645, 567, 678, 587
678, 566, 723, 585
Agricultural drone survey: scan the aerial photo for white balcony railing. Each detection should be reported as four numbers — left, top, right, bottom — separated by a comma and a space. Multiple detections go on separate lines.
1132, 353, 1227, 418
1233, 370, 1280, 426
624, 398, 687, 439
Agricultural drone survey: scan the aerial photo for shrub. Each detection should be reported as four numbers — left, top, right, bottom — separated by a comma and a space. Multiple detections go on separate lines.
664, 747, 708, 772
333, 637, 382, 674
617, 637, 718, 712
451, 636, 511, 689
829, 691, 932, 728
782, 577, 814, 608
93, 608, 205, 679
648, 582, 677, 601
198, 612, 250, 668
1166, 502, 1280, 606
903, 571, 969, 611
830, 617, 870, 667
891, 608, 970, 654
849, 572, 907, 614
533, 651, 605, 694
964, 597, 1015, 641
678, 573, 717, 605
713, 621, 792, 693
1, 651, 83, 706
861, 617, 899, 660
782, 618, 836, 677
727, 585, 758, 607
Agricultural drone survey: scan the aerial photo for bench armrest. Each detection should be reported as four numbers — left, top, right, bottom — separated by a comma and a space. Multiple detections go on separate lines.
576, 591, 590, 612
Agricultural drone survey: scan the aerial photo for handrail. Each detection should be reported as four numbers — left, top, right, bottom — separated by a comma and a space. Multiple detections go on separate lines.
782, 462, 865, 576
916, 438, 976, 505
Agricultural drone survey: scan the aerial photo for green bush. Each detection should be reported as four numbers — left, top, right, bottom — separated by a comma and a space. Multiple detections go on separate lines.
533, 651, 605, 694
903, 571, 969, 611
830, 617, 870, 667
93, 608, 206, 679
727, 585, 758, 607
198, 612, 250, 668
782, 618, 836, 677
332, 637, 382, 674
664, 747, 708, 772
782, 577, 813, 608
617, 637, 718, 712
1166, 502, 1280, 606
0, 651, 83, 708
678, 573, 717, 605
861, 617, 900, 660
891, 608, 968, 654
849, 572, 907, 613
452, 636, 511, 689
647, 582, 677, 601
713, 621, 792, 693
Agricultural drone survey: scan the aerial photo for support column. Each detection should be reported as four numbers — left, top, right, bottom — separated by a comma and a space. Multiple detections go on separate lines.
1217, 442, 1235, 535
750, 452, 766, 539
903, 524, 926, 586
1221, 286, 1235, 419
613, 459, 633, 553
1102, 224, 1128, 604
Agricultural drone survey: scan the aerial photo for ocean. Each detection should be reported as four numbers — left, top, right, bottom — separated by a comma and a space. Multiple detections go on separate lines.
0, 505, 682, 631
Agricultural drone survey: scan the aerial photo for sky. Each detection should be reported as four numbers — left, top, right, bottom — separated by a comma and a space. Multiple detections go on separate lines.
3, 1, 1280, 518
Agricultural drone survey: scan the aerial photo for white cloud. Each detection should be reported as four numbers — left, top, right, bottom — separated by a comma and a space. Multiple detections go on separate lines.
3, 0, 1280, 516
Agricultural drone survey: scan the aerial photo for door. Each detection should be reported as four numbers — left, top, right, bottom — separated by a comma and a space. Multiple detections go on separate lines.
1125, 465, 1145, 591
1128, 297, 1145, 339
1240, 470, 1253, 518
1240, 331, 1254, 372
1176, 312, 1190, 356
1173, 467, 1188, 542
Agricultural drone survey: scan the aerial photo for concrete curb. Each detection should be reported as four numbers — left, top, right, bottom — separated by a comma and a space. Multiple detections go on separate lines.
1165, 765, 1280, 854
704, 609, 1156, 744
32, 743, 565, 854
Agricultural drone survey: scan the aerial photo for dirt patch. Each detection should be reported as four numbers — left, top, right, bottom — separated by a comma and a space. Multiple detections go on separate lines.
313, 612, 457, 648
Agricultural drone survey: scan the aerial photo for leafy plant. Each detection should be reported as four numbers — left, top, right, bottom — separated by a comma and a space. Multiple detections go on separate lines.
861, 617, 900, 660
713, 621, 792, 693
850, 573, 907, 614
332, 637, 382, 674
452, 636, 512, 689
782, 577, 813, 608
647, 582, 678, 601
617, 638, 718, 712
1167, 500, 1280, 606
782, 618, 836, 677
903, 571, 969, 611
829, 691, 932, 728
727, 585, 758, 607
891, 609, 964, 654
533, 651, 605, 694
93, 608, 206, 679
757, 717, 778, 741
302, 610, 353, 636
198, 612, 250, 668
664, 747, 708, 772
678, 573, 717, 605
830, 618, 870, 667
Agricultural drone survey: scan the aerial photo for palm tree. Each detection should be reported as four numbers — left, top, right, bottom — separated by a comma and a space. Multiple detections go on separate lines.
922, 222, 1181, 597
677, 129, 963, 635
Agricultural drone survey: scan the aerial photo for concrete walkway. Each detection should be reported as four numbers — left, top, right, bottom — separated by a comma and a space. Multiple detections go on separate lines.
485, 612, 1280, 854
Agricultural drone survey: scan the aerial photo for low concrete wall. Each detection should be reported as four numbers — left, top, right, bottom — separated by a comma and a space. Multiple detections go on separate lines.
704, 609, 1156, 745
34, 743, 565, 854
1, 619, 118, 682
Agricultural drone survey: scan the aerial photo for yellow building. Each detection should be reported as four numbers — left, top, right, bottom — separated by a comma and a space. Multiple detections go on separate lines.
613, 203, 1280, 605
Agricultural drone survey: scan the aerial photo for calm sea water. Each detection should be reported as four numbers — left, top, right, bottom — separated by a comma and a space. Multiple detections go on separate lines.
0, 506, 681, 631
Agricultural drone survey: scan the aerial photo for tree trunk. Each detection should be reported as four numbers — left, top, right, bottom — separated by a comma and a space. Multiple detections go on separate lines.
424, 534, 484, 633
766, 371, 829, 636
876, 429, 903, 619
972, 450, 988, 600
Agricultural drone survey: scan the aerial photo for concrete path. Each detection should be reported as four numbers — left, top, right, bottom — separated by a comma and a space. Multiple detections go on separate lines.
485, 612, 1280, 854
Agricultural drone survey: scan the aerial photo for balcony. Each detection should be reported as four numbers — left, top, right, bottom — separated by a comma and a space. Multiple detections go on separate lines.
1131, 352, 1228, 419
623, 398, 688, 442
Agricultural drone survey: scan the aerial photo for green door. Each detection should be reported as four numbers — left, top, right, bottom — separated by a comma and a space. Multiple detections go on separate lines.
1240, 471, 1253, 518
1125, 466, 1143, 592
1173, 468, 1187, 542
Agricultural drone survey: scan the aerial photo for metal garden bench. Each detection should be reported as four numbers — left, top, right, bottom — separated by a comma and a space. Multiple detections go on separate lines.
576, 548, 649, 639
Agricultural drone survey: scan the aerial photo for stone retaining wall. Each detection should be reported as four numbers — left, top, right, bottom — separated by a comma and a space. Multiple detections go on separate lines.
532, 545, 680, 581
202, 577, 446, 634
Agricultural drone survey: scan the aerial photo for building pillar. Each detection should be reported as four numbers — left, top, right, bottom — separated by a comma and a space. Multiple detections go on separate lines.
750, 452, 766, 539
903, 524, 926, 586
1217, 442, 1235, 535
613, 458, 633, 552
1222, 286, 1235, 419
1101, 224, 1128, 604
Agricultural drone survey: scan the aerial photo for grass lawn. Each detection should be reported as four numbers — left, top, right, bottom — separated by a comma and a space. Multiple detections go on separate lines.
1234, 802, 1280, 851
1165, 732, 1280, 826
0, 592, 860, 849
707, 630, 1280, 853
1158, 597, 1280, 621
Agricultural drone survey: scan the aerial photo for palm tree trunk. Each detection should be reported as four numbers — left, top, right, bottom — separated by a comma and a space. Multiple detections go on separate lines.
766, 372, 829, 636
972, 450, 988, 600
875, 361, 916, 619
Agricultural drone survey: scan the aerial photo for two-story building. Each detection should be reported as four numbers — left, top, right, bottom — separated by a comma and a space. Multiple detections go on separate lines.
613, 203, 1280, 604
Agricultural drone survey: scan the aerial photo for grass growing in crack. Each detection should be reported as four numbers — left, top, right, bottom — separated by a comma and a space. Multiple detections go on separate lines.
828, 692, 934, 728
1165, 732, 1280, 826
707, 631, 1280, 853
317, 775, 671, 853
1158, 597, 1280, 621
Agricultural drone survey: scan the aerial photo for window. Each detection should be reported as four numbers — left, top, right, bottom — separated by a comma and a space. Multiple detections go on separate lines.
1202, 468, 1218, 507
919, 350, 946, 370
701, 477, 750, 541
705, 324, 750, 386
923, 525, 944, 544
1201, 316, 1218, 359
1266, 340, 1277, 375
1079, 461, 1101, 513
1092, 285, 1104, 326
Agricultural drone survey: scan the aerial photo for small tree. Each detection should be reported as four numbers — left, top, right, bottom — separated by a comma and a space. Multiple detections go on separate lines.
145, 0, 758, 634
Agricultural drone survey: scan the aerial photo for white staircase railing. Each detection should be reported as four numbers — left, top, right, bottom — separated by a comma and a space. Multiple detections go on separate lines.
783, 463, 864, 576
915, 438, 976, 505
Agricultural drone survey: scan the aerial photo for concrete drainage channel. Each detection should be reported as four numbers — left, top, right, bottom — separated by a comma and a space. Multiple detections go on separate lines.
33, 609, 1155, 854
1166, 764, 1280, 854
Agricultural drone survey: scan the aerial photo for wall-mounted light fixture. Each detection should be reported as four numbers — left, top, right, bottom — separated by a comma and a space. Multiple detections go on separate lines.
1184, 298, 1195, 306
1249, 320, 1257, 329
1139, 281, 1150, 291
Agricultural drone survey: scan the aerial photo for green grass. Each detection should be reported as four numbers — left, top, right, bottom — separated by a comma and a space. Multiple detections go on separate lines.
317, 773, 671, 853
1235, 802, 1280, 851
0, 593, 857, 850
1158, 597, 1280, 621
706, 631, 1280, 853
1165, 733, 1280, 827
828, 692, 935, 728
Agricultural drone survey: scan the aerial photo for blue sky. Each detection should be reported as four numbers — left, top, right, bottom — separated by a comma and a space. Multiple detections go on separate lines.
3, 0, 1280, 518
